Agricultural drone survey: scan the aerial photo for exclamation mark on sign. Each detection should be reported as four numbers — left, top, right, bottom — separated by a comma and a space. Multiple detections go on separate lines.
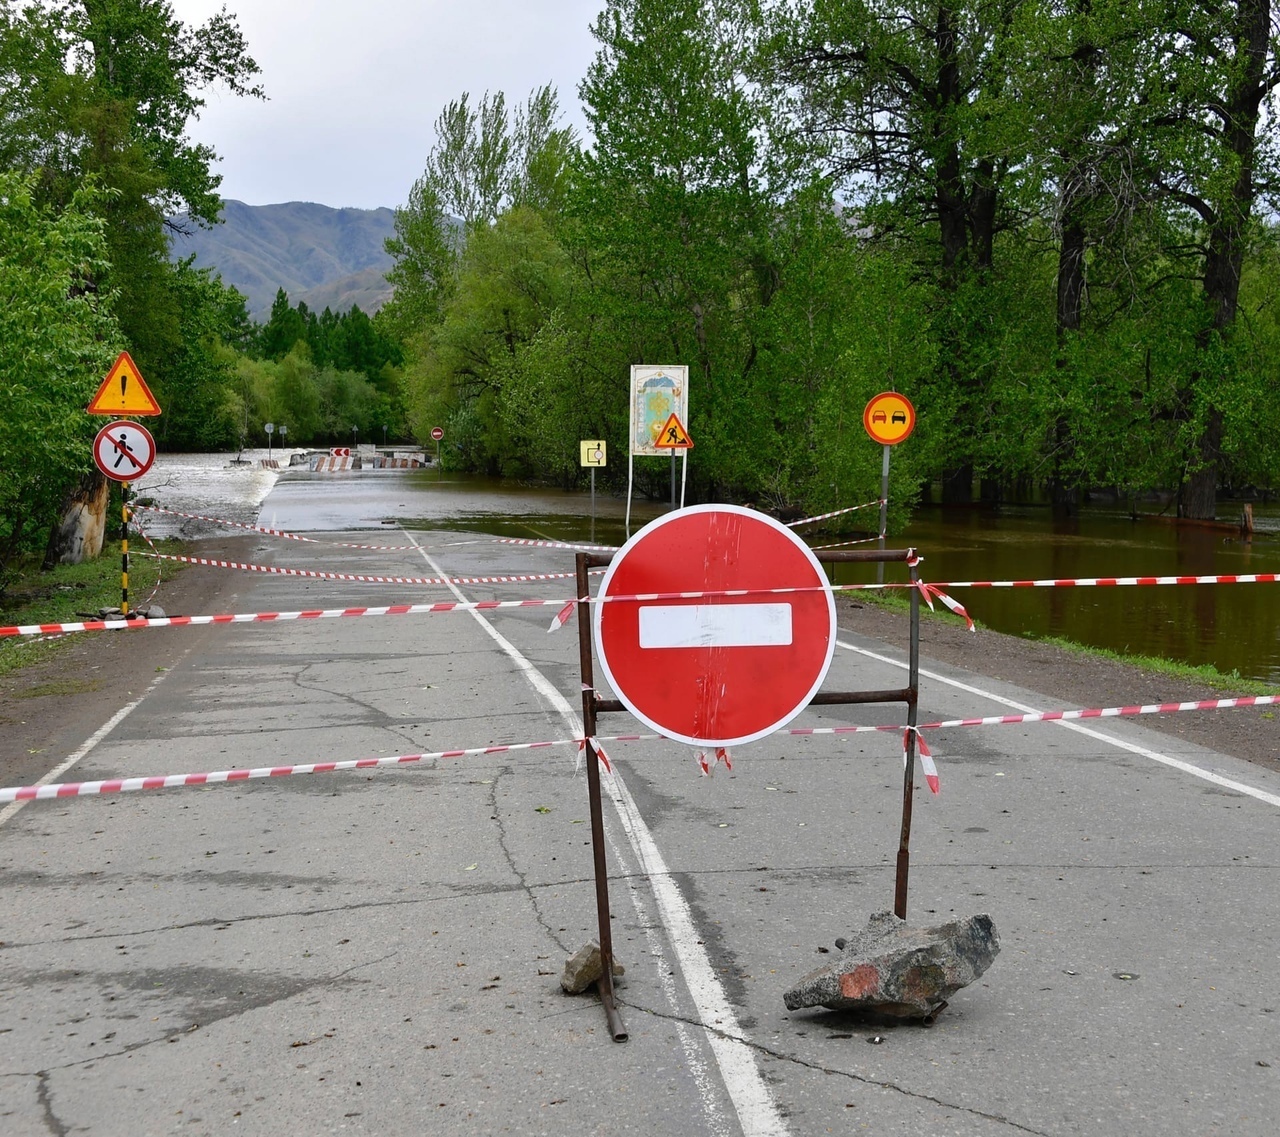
121, 370, 128, 401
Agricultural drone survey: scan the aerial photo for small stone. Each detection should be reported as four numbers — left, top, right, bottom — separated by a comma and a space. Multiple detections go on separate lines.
783, 911, 1000, 1019
138, 604, 166, 619
559, 941, 625, 994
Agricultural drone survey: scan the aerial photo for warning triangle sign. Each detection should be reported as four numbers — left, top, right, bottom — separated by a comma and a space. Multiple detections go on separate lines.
86, 351, 162, 416
653, 412, 693, 449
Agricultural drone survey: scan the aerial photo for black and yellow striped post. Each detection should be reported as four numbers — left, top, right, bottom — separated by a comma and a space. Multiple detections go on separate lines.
121, 481, 131, 617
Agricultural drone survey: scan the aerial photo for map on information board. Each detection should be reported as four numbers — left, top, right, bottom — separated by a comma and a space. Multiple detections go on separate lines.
629, 365, 688, 456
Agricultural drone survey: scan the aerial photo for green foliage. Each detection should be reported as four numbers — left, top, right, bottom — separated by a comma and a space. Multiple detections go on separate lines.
0, 172, 121, 571
377, 2, 1280, 520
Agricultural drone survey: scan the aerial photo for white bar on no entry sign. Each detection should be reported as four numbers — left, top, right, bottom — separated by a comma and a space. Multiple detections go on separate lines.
638, 604, 792, 649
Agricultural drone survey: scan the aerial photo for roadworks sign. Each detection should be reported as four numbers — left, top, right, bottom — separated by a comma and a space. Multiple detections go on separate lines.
653, 413, 693, 449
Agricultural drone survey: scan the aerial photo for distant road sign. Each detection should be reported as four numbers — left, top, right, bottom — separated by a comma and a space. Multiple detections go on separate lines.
330, 447, 351, 457
630, 365, 688, 456
580, 440, 607, 467
652, 413, 693, 449
430, 426, 445, 442
593, 505, 836, 747
87, 352, 162, 416
93, 420, 156, 482
863, 392, 916, 445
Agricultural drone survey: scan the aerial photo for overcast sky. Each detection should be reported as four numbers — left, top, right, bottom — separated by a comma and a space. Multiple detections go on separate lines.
169, 1, 603, 211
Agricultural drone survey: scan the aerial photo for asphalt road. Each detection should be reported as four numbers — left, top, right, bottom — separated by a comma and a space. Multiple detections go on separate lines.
2, 470, 1278, 1136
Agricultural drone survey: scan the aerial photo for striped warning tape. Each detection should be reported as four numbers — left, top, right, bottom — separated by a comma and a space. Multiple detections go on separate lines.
787, 500, 884, 527
133, 505, 428, 551
4, 694, 1274, 805
133, 505, 321, 542
935, 573, 1280, 588
0, 582, 927, 639
9, 566, 1278, 640
495, 537, 619, 552
784, 694, 1280, 735
134, 551, 600, 587
811, 534, 882, 550
0, 734, 641, 803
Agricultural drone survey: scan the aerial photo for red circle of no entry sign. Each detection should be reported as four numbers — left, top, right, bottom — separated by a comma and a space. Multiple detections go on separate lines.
430, 426, 444, 441
93, 420, 156, 482
593, 505, 836, 747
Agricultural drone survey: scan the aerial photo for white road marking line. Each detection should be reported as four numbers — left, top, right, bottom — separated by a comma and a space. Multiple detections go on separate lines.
837, 638, 1280, 809
640, 603, 793, 649
406, 530, 787, 1137
0, 670, 173, 830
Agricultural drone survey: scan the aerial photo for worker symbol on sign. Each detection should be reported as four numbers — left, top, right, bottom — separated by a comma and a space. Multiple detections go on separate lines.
653, 412, 693, 449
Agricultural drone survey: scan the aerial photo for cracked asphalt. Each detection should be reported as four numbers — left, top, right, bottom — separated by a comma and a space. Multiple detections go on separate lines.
2, 469, 1278, 1135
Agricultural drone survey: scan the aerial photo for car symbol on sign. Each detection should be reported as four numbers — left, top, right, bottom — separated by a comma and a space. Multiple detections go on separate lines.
891, 411, 907, 424
872, 411, 887, 423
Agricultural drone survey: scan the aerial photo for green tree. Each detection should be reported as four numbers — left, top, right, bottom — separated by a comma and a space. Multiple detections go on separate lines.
0, 173, 120, 575
2, 0, 262, 453
381, 85, 577, 343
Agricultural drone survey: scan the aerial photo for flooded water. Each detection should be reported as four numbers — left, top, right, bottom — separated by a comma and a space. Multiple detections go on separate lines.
837, 506, 1280, 685
133, 450, 287, 537
135, 454, 1280, 685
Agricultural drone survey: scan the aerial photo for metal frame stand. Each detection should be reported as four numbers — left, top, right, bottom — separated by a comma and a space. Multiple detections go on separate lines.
572, 546, 921, 1043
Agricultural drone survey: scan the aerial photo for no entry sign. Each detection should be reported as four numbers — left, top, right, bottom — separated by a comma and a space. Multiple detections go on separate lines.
593, 505, 836, 746
93, 420, 156, 482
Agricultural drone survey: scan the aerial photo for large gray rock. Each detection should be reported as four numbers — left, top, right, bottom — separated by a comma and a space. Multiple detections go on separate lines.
560, 941, 625, 995
783, 912, 999, 1019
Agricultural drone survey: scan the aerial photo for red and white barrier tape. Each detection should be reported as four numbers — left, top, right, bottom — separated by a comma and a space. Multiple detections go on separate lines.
0, 598, 583, 638
0, 579, 995, 640
134, 505, 428, 551
495, 537, 619, 552
134, 505, 321, 543
812, 534, 883, 550
11, 563, 1280, 641
935, 573, 1280, 589
0, 734, 639, 804
5, 693, 1274, 805
903, 727, 940, 795
129, 515, 165, 608
135, 551, 600, 588
787, 500, 884, 527
784, 694, 1280, 737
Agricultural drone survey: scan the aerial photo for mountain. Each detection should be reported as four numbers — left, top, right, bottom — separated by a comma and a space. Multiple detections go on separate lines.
167, 200, 397, 322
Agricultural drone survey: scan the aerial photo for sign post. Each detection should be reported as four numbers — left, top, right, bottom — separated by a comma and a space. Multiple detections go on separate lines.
627, 366, 688, 536
580, 440, 607, 541
88, 354, 161, 618
574, 530, 924, 1044
92, 420, 157, 617
265, 421, 274, 463
652, 413, 693, 511
863, 392, 916, 582
430, 425, 444, 468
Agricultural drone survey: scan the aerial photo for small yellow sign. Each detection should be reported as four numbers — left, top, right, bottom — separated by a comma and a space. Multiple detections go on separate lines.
863, 392, 915, 445
580, 440, 607, 467
653, 413, 693, 449
87, 351, 162, 416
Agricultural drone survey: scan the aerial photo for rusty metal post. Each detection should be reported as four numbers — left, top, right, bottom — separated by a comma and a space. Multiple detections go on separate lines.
894, 553, 922, 919
575, 553, 628, 1042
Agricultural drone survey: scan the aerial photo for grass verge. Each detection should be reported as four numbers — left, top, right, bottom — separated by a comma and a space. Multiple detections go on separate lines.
0, 540, 185, 679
